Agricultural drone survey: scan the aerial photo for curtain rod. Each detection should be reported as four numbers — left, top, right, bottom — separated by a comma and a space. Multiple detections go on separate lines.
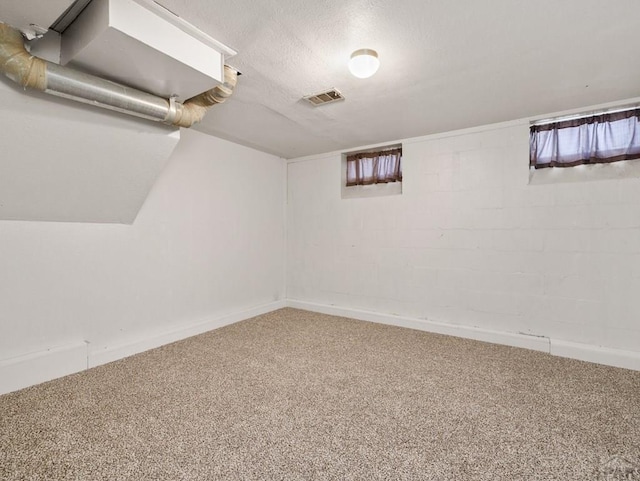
531, 104, 639, 127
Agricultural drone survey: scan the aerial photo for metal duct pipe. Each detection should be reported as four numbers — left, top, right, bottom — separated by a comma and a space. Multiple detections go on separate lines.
0, 23, 237, 127
45, 62, 174, 122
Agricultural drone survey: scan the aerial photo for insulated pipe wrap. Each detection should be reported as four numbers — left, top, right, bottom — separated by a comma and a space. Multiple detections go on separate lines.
172, 65, 238, 128
0, 23, 46, 90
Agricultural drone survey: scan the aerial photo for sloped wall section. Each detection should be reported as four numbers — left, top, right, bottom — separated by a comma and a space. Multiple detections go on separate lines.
0, 77, 180, 223
0, 129, 286, 394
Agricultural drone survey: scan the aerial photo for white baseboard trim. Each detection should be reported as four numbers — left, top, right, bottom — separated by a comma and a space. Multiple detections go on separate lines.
0, 342, 88, 396
550, 340, 640, 371
88, 300, 287, 368
287, 300, 549, 352
3, 299, 637, 397
0, 300, 286, 396
287, 300, 640, 371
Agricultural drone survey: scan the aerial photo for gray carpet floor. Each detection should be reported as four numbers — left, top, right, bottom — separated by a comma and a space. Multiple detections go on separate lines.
1, 308, 639, 480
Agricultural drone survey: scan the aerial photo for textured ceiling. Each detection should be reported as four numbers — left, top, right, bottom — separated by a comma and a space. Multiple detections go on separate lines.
184, 0, 640, 158
10, 0, 640, 159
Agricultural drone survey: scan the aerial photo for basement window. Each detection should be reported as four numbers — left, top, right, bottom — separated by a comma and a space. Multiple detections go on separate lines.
341, 145, 403, 199
529, 107, 640, 169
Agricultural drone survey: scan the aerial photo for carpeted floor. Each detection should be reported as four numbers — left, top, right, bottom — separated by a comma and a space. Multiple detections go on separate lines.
1, 308, 639, 480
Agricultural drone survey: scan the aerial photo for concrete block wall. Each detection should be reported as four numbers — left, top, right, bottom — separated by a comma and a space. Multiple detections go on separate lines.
287, 122, 640, 358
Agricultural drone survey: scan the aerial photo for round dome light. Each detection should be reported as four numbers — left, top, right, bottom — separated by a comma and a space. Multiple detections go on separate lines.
348, 49, 380, 79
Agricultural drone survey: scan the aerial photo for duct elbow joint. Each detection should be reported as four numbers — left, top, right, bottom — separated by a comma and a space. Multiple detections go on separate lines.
0, 23, 47, 91
169, 65, 239, 128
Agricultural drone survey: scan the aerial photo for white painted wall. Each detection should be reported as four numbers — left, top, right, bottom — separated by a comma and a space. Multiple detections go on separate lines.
3, 93, 640, 394
0, 79, 180, 224
287, 122, 640, 363
0, 128, 286, 392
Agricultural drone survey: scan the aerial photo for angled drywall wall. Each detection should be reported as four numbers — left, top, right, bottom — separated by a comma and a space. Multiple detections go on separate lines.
0, 129, 286, 394
0, 78, 180, 223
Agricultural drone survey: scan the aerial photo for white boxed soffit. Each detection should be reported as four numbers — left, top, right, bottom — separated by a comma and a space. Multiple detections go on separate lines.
0, 0, 75, 38
60, 0, 236, 101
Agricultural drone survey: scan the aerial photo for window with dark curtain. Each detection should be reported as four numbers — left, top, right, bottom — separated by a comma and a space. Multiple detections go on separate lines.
530, 108, 640, 169
346, 148, 402, 186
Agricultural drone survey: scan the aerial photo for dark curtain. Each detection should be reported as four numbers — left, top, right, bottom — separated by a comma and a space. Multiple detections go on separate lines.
530, 109, 640, 169
346, 148, 402, 186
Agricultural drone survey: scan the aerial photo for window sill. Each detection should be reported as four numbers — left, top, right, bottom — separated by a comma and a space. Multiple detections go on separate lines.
341, 181, 402, 199
528, 160, 640, 185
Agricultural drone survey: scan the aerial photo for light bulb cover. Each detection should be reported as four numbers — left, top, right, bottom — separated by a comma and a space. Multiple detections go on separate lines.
349, 49, 380, 79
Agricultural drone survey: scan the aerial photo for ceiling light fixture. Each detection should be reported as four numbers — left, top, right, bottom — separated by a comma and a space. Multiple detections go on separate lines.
348, 49, 379, 79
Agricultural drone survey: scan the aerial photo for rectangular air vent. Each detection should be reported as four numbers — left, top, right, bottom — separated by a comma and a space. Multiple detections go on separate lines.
303, 88, 345, 106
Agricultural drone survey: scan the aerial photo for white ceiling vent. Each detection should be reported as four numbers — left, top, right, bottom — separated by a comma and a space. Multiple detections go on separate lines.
58, 0, 236, 100
303, 88, 345, 106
